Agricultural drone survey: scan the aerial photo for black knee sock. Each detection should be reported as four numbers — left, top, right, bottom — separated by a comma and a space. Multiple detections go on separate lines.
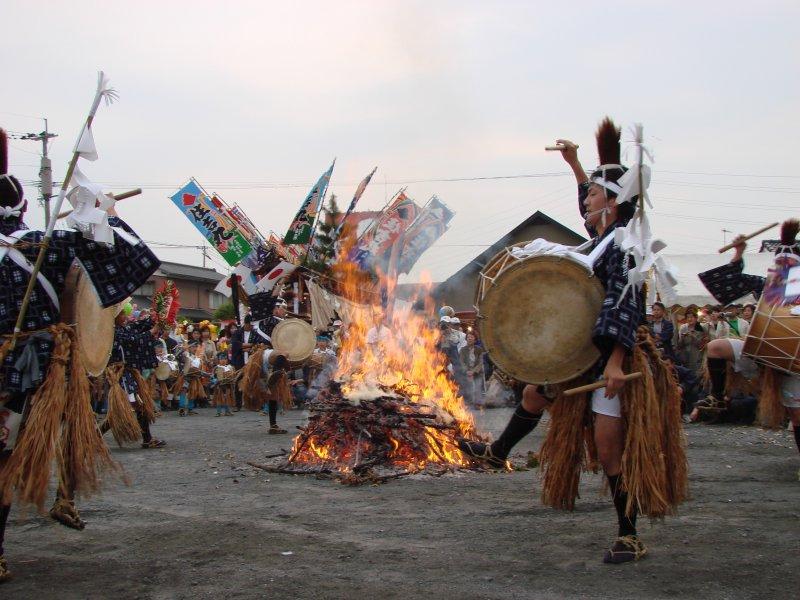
794, 426, 800, 455
137, 411, 152, 444
607, 474, 637, 537
268, 400, 278, 427
489, 404, 542, 459
0, 503, 10, 556
707, 358, 727, 399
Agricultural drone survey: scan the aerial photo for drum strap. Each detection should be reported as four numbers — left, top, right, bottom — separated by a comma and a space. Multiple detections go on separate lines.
585, 233, 616, 267
0, 231, 60, 311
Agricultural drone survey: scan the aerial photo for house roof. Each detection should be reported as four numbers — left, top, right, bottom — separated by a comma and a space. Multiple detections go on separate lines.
156, 261, 226, 283
439, 211, 587, 287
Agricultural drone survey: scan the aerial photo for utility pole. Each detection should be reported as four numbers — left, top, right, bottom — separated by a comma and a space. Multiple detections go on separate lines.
201, 246, 208, 268
18, 120, 57, 226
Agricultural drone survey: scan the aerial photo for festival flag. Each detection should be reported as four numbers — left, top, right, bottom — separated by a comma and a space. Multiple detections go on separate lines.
170, 179, 253, 266
256, 261, 296, 292
333, 166, 377, 242
350, 190, 421, 272
284, 160, 335, 245
397, 196, 455, 274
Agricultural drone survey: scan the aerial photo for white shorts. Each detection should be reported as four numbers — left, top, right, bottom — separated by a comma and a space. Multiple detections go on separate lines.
728, 338, 800, 409
591, 387, 621, 418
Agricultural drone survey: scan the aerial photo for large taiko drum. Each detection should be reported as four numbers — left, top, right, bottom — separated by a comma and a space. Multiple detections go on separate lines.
155, 358, 178, 381
476, 245, 605, 385
742, 297, 800, 376
270, 318, 316, 368
60, 263, 124, 377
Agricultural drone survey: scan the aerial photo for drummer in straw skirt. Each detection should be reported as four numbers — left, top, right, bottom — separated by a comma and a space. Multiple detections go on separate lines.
0, 128, 160, 583
459, 118, 687, 563
99, 303, 166, 450
696, 219, 800, 463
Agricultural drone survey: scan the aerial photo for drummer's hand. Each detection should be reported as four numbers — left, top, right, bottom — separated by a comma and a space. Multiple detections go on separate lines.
603, 363, 626, 399
555, 139, 579, 166
603, 345, 627, 398
731, 234, 747, 262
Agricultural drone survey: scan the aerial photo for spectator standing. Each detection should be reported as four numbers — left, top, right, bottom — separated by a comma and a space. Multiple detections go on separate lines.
725, 304, 750, 339
648, 302, 675, 358
459, 332, 485, 406
677, 310, 707, 376
706, 307, 730, 341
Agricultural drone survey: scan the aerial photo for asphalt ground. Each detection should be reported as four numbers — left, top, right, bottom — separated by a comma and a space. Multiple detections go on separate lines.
3, 406, 799, 599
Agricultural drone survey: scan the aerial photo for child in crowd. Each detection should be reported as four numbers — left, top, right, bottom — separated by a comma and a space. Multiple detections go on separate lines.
213, 352, 236, 417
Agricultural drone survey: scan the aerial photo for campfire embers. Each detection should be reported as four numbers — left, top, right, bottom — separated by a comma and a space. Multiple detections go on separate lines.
253, 380, 492, 484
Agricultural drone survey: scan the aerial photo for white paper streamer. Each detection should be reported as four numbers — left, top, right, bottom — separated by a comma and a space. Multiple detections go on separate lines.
612, 124, 678, 306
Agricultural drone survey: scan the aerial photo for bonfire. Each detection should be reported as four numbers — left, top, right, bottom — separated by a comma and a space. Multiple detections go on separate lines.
250, 277, 491, 484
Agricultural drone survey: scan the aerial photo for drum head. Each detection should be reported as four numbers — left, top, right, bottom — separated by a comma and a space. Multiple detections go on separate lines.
271, 318, 316, 364
61, 265, 121, 377
743, 298, 800, 375
478, 255, 604, 384
155, 361, 173, 381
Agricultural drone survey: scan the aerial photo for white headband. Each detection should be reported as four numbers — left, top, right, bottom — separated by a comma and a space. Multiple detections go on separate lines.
0, 189, 25, 219
591, 164, 626, 199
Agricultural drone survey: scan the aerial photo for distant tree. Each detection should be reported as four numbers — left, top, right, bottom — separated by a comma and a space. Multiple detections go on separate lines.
305, 195, 341, 275
213, 300, 236, 321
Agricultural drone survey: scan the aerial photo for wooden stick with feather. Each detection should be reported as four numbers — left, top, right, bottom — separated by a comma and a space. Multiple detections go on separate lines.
10, 72, 118, 350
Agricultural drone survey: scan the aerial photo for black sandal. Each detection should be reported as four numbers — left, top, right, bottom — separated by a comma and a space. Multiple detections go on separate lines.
603, 535, 647, 564
457, 438, 507, 469
142, 439, 166, 449
0, 555, 11, 583
49, 498, 86, 530
268, 425, 288, 434
696, 395, 727, 411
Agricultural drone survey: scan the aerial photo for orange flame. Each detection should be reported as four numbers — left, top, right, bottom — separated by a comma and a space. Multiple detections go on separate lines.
289, 250, 483, 473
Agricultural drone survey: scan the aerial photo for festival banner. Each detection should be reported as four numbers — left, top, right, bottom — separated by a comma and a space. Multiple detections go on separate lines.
284, 160, 335, 245
170, 179, 253, 266
397, 196, 455, 274
333, 166, 377, 242
350, 191, 421, 272
256, 261, 296, 292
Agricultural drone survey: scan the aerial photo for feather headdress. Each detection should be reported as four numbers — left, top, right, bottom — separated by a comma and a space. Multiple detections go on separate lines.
0, 128, 8, 175
595, 117, 622, 167
0, 127, 24, 211
780, 218, 799, 246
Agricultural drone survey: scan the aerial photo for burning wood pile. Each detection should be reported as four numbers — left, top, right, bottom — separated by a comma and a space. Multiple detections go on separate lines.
250, 283, 493, 484
252, 379, 489, 484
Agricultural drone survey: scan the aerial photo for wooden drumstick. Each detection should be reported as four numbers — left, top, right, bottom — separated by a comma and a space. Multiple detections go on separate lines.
718, 222, 778, 253
563, 372, 643, 397
57, 187, 143, 220
545, 144, 579, 151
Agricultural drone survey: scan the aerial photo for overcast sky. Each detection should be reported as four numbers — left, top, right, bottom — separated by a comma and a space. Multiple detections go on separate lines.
2, 1, 798, 283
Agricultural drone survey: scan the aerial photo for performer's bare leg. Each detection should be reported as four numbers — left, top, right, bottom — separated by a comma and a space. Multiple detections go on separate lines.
0, 452, 12, 582
595, 413, 643, 563
458, 384, 547, 467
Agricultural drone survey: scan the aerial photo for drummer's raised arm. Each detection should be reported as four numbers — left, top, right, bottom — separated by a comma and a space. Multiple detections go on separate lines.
555, 139, 588, 185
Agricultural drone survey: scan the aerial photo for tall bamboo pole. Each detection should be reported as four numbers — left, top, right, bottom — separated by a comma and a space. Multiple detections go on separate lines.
10, 73, 115, 349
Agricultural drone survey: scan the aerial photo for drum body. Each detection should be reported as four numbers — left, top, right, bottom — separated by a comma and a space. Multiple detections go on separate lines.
270, 318, 316, 368
743, 297, 800, 375
60, 263, 122, 377
476, 248, 604, 385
